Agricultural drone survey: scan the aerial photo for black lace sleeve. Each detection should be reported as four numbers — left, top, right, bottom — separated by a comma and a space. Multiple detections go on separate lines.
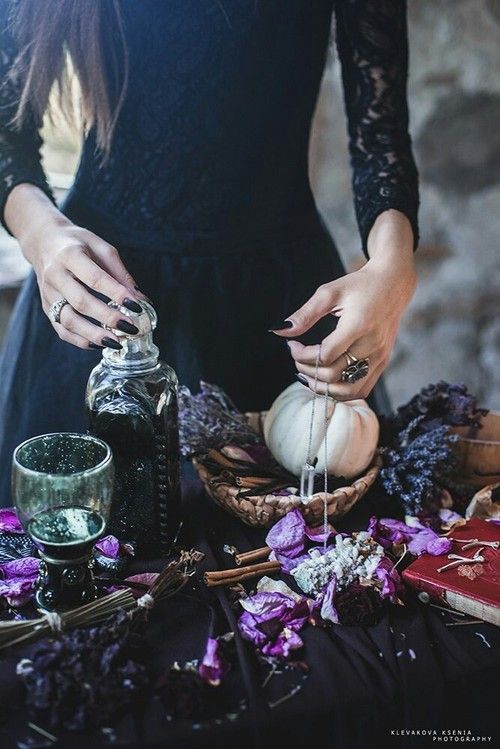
0, 2, 54, 232
334, 0, 419, 256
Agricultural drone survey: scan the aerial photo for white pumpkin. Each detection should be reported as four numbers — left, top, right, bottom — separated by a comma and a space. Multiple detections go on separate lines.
263, 382, 379, 479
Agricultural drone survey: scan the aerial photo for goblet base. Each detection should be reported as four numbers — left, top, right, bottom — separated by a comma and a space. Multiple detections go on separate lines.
35, 546, 99, 613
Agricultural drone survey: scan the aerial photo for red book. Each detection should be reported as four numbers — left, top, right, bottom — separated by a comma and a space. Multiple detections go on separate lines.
402, 518, 500, 625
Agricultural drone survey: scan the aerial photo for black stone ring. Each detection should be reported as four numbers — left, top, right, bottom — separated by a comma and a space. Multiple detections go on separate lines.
341, 358, 370, 384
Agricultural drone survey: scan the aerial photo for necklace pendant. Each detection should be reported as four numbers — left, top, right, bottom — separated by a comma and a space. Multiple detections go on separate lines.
300, 462, 316, 504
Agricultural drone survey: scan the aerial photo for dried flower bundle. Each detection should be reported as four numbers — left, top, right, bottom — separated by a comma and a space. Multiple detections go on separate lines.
179, 382, 261, 458
379, 381, 485, 515
17, 609, 149, 731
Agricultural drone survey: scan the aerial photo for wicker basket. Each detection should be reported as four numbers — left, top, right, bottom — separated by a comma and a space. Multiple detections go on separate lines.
193, 410, 382, 528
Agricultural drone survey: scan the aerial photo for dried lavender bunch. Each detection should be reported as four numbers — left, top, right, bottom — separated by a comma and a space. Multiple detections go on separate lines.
380, 425, 457, 515
17, 610, 149, 731
378, 382, 486, 516
179, 382, 261, 458
381, 381, 486, 446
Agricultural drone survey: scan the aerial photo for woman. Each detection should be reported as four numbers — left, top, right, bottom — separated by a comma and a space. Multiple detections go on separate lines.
0, 0, 418, 503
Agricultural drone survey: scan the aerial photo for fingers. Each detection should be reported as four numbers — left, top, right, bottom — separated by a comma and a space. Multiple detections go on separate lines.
90, 236, 142, 295
58, 303, 121, 348
54, 271, 139, 330
42, 286, 122, 350
62, 246, 141, 308
51, 326, 90, 349
271, 283, 340, 337
295, 359, 346, 384
287, 316, 363, 367
297, 359, 386, 401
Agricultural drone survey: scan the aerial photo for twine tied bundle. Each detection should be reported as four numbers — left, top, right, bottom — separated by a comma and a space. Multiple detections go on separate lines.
0, 551, 202, 652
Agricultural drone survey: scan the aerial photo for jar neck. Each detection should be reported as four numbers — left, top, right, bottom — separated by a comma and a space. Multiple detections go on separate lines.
102, 332, 160, 374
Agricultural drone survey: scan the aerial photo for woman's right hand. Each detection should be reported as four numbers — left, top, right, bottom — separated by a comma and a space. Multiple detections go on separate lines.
6, 185, 146, 350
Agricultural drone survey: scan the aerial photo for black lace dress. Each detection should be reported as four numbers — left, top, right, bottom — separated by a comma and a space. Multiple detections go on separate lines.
0, 0, 418, 502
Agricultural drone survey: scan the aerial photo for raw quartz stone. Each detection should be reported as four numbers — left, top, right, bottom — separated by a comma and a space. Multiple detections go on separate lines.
291, 532, 384, 597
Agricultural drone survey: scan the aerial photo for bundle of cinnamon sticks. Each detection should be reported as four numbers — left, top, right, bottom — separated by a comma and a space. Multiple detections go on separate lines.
204, 546, 278, 587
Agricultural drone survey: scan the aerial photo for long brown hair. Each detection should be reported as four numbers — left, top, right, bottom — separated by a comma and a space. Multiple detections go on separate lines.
9, 0, 128, 156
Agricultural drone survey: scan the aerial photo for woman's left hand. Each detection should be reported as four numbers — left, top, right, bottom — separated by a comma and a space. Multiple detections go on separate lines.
271, 211, 417, 400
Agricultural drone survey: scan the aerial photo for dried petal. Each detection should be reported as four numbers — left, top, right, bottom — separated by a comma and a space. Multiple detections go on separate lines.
0, 556, 40, 580
95, 535, 120, 559
256, 576, 303, 602
319, 577, 338, 624
375, 558, 401, 603
239, 592, 293, 618
198, 638, 229, 686
262, 628, 303, 658
124, 572, 159, 588
367, 516, 416, 548
0, 508, 23, 533
238, 591, 309, 658
305, 522, 336, 544
0, 577, 36, 607
266, 510, 306, 557
407, 529, 452, 557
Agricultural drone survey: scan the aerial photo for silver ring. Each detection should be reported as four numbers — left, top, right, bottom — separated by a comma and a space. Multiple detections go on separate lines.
48, 298, 69, 324
341, 349, 369, 383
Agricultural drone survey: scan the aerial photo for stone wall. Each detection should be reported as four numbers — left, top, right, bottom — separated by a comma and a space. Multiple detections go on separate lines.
310, 0, 500, 409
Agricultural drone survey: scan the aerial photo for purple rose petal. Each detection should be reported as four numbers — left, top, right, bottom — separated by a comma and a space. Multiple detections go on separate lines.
238, 591, 309, 658
0, 577, 36, 607
239, 591, 293, 617
95, 535, 120, 559
0, 557, 40, 580
407, 528, 452, 557
439, 508, 462, 524
198, 637, 229, 686
319, 577, 338, 624
262, 629, 304, 658
305, 523, 336, 544
367, 516, 417, 548
375, 558, 401, 603
266, 510, 306, 558
271, 550, 310, 573
238, 611, 268, 647
0, 508, 23, 533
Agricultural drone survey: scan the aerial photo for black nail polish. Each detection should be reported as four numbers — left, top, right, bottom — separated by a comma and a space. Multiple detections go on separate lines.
134, 286, 153, 303
122, 298, 143, 314
296, 373, 309, 387
102, 337, 123, 351
88, 342, 104, 350
116, 319, 139, 335
267, 319, 293, 332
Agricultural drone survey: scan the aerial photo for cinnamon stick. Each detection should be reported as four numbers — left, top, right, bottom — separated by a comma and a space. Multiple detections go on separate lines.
234, 546, 271, 566
203, 562, 281, 588
204, 560, 280, 587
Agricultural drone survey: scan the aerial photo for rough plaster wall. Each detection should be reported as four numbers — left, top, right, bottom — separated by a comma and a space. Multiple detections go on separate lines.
310, 0, 500, 409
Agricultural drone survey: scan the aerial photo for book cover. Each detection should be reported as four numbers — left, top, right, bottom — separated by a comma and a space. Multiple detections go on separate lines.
402, 518, 500, 625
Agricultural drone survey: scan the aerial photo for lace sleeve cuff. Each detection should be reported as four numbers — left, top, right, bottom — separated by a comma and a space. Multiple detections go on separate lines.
357, 197, 419, 258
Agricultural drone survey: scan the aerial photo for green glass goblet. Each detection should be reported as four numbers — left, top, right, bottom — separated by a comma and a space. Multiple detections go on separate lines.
12, 433, 114, 612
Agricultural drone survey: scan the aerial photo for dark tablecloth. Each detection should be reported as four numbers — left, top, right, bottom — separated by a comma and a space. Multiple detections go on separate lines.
0, 481, 499, 749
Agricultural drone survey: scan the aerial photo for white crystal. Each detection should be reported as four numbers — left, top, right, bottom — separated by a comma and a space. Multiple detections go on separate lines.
291, 534, 384, 597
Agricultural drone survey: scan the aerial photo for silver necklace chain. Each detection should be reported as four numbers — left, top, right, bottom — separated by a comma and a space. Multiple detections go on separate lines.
301, 343, 331, 550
